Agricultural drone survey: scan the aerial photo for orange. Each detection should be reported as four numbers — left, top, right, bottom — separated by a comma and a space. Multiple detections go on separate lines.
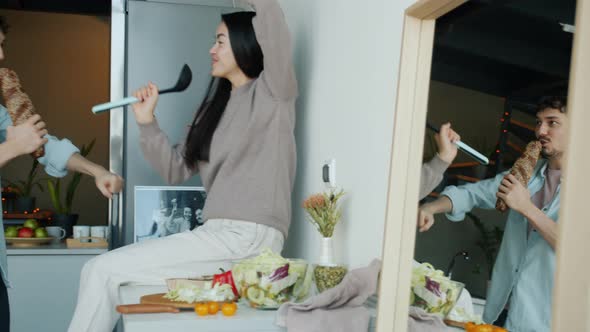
221, 302, 238, 316
492, 327, 508, 332
194, 302, 209, 316
207, 301, 220, 315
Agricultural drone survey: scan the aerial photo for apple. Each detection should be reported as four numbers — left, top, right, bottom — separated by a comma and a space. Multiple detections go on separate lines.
4, 226, 18, 238
23, 219, 39, 230
17, 227, 34, 238
34, 227, 48, 238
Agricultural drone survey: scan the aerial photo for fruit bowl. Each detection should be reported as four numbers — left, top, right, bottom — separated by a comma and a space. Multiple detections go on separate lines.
232, 256, 310, 309
5, 237, 54, 247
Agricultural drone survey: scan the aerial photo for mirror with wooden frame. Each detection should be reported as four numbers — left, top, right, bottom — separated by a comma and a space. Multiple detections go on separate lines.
376, 0, 589, 331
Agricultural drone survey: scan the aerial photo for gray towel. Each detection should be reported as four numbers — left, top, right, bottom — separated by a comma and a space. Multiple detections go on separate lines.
408, 306, 452, 332
276, 259, 381, 332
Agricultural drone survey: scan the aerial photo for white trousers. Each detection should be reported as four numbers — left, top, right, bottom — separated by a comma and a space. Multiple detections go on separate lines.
68, 219, 284, 332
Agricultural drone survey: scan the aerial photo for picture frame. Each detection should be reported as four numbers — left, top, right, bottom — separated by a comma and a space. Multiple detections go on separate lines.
134, 186, 207, 242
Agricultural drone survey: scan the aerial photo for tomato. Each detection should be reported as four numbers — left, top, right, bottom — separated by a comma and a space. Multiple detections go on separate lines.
194, 303, 209, 316
208, 301, 220, 315
221, 302, 238, 316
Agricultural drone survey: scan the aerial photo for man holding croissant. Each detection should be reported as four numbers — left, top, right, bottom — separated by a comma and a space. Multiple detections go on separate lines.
0, 16, 124, 332
417, 96, 567, 332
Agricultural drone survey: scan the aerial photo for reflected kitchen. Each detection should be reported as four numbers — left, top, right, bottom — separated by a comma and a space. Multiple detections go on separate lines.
0, 1, 578, 332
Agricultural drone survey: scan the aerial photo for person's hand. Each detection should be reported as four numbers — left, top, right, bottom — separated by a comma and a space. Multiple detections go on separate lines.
496, 174, 533, 214
435, 122, 460, 164
417, 206, 436, 232
131, 82, 159, 125
6, 114, 48, 156
94, 170, 124, 199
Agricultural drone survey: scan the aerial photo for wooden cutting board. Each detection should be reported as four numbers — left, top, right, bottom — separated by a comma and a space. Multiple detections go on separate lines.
140, 293, 195, 309
444, 319, 466, 329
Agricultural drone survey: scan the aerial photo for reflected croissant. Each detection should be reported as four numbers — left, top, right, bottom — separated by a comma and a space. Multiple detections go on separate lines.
495, 140, 542, 212
0, 68, 45, 158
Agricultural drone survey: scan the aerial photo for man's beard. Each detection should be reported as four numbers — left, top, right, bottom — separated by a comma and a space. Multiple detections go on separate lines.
541, 148, 562, 160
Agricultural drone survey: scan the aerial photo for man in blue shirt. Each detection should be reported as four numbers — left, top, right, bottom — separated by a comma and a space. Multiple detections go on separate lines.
417, 96, 567, 332
0, 16, 124, 332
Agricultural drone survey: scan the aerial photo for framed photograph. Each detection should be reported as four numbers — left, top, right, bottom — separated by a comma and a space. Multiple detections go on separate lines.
134, 186, 207, 242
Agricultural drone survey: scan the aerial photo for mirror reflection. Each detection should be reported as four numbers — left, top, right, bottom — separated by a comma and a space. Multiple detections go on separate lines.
412, 1, 575, 331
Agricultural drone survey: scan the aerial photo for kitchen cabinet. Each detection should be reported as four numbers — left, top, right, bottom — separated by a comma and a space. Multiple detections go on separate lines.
6, 244, 106, 332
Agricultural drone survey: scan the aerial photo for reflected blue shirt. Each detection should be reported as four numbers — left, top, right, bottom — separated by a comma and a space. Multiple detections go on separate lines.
441, 159, 558, 332
0, 105, 79, 287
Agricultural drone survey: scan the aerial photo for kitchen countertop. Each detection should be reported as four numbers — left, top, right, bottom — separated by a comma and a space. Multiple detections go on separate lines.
119, 285, 287, 332
118, 285, 471, 332
7, 242, 108, 255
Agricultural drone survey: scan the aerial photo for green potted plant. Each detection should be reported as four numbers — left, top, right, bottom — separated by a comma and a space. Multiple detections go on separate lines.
2, 159, 46, 213
46, 139, 95, 237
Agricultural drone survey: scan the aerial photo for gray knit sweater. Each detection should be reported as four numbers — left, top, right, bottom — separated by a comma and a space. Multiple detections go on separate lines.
138, 0, 297, 238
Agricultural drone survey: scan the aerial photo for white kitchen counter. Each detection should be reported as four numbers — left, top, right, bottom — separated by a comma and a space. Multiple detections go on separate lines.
7, 242, 106, 332
119, 285, 286, 332
119, 285, 379, 332
7, 242, 107, 255
117, 285, 480, 332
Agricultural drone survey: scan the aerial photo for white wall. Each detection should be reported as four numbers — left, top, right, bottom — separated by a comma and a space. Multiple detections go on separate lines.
281, 0, 415, 268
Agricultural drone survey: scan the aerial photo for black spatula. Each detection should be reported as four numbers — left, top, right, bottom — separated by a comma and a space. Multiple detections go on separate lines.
92, 64, 192, 114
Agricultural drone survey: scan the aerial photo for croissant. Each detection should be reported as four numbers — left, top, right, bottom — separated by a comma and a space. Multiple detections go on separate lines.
0, 68, 44, 158
495, 140, 542, 212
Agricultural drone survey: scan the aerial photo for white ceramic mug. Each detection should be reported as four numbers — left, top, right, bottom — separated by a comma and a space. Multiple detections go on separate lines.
73, 225, 90, 243
46, 226, 66, 243
90, 226, 110, 243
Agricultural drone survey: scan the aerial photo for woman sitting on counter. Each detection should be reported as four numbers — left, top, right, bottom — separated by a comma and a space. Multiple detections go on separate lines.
68, 1, 297, 331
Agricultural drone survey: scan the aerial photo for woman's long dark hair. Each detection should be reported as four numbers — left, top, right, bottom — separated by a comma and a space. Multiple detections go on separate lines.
183, 11, 263, 168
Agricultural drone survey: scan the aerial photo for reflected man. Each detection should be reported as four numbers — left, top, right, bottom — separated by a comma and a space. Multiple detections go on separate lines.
417, 96, 567, 332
